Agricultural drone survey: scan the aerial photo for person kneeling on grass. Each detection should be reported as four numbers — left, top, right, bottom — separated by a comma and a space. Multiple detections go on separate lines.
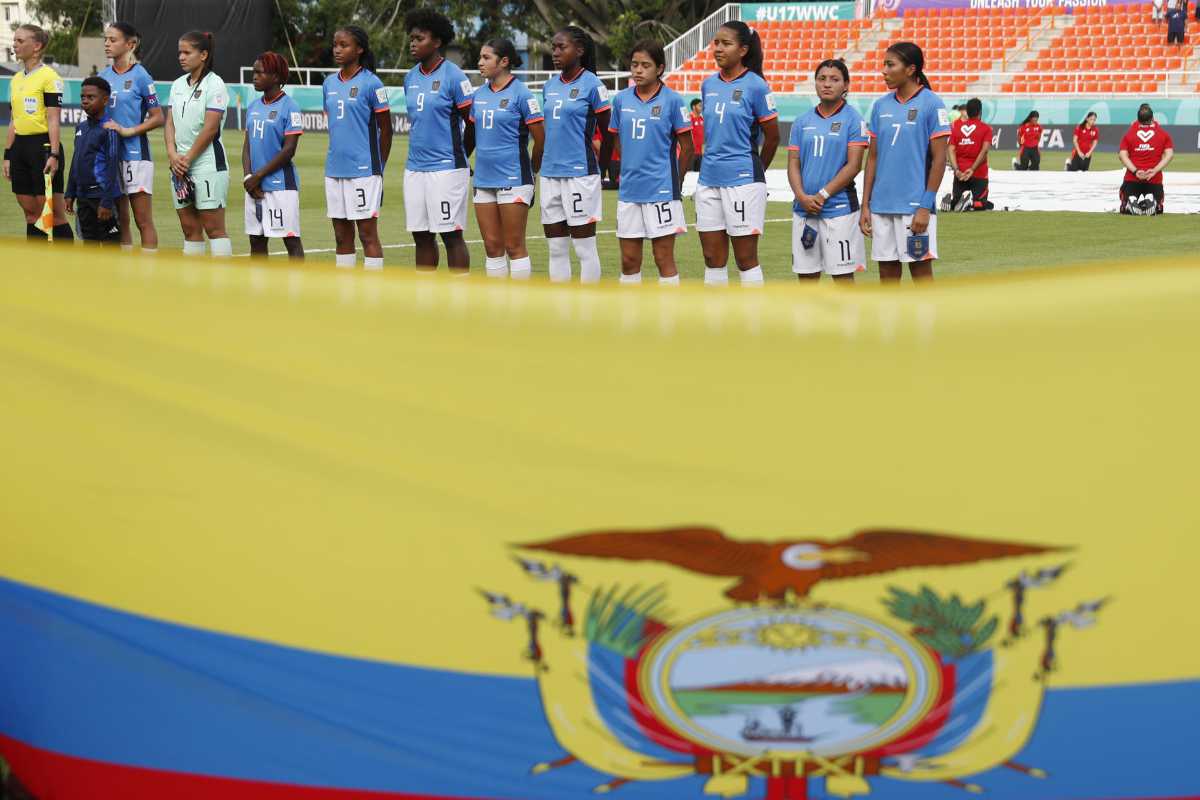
945, 97, 993, 211
1118, 103, 1173, 215
65, 77, 122, 244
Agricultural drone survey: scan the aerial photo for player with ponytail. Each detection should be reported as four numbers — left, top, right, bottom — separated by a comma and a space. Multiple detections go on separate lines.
165, 30, 232, 257
539, 25, 612, 282
694, 20, 779, 285
860, 41, 949, 283
101, 21, 161, 253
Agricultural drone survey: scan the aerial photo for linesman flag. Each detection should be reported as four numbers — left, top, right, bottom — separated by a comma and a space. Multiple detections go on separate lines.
1, 244, 1197, 800
33, 172, 55, 238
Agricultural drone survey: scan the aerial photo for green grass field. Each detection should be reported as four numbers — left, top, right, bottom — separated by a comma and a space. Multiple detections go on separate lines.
4, 133, 1196, 280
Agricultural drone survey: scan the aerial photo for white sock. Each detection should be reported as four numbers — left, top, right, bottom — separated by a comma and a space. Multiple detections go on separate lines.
141, 247, 157, 255
364, 256, 384, 271
509, 256, 532, 280
548, 236, 571, 282
704, 265, 729, 285
182, 240, 206, 256
335, 252, 356, 269
739, 265, 764, 285
209, 237, 233, 258
619, 271, 643, 285
659, 274, 681, 285
573, 236, 601, 283
485, 255, 508, 278
120, 243, 134, 252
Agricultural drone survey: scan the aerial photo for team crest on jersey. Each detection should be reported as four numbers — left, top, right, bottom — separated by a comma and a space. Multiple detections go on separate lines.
350, 86, 359, 98
268, 110, 278, 120
432, 80, 441, 91
652, 105, 662, 118
124, 80, 132, 90
499, 98, 510, 109
907, 108, 918, 122
732, 89, 744, 102
830, 122, 842, 133
193, 88, 202, 99
570, 88, 580, 99
482, 524, 1104, 798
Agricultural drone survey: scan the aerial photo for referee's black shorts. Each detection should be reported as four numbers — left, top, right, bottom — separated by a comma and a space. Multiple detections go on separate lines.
9, 133, 65, 196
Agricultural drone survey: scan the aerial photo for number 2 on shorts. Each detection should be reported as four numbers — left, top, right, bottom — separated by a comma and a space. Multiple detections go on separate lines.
571, 192, 583, 215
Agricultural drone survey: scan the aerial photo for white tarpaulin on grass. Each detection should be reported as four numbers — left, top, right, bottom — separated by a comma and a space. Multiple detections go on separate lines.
682, 169, 1200, 214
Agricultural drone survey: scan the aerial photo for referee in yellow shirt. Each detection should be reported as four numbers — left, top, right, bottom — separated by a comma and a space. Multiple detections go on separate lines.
3, 25, 73, 241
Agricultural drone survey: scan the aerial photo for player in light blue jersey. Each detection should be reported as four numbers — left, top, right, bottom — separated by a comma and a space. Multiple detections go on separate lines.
695, 21, 779, 286
540, 27, 612, 282
101, 21, 161, 253
472, 38, 544, 279
604, 41, 693, 285
323, 26, 393, 270
787, 59, 869, 283
243, 53, 304, 260
404, 9, 474, 273
860, 42, 950, 283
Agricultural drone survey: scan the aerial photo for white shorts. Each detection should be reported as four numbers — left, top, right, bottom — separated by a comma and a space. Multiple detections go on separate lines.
792, 212, 865, 275
694, 182, 767, 236
617, 200, 687, 239
473, 184, 534, 206
540, 175, 602, 227
326, 175, 384, 221
404, 168, 469, 232
869, 212, 940, 263
244, 190, 301, 238
118, 160, 154, 195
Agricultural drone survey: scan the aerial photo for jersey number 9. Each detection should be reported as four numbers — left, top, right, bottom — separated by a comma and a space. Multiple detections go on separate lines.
416, 93, 425, 113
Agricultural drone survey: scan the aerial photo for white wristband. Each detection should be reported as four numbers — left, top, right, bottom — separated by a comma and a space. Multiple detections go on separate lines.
818, 188, 830, 200
242, 174, 254, 184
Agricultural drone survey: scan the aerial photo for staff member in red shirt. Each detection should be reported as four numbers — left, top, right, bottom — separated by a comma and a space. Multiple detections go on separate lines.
689, 98, 704, 171
947, 97, 993, 210
1118, 103, 1173, 215
1012, 110, 1042, 170
1066, 111, 1099, 171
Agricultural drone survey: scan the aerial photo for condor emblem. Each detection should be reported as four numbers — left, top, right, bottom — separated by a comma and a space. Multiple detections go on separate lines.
268, 110, 278, 120
349, 86, 359, 98
570, 88, 580, 99
651, 105, 662, 118
499, 98, 509, 109
124, 80, 132, 90
432, 80, 441, 91
907, 108, 918, 122
732, 89, 743, 102
482, 524, 1106, 797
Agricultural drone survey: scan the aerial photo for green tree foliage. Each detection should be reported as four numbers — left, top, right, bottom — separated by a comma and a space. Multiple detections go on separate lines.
26, 0, 105, 65
269, 0, 530, 82
883, 586, 1000, 660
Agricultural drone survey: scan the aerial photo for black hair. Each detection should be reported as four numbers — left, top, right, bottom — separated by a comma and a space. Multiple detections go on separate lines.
813, 58, 850, 84
718, 21, 764, 78
1020, 110, 1039, 125
629, 39, 666, 81
336, 25, 377, 74
483, 38, 522, 70
1079, 110, 1097, 127
179, 31, 216, 78
557, 26, 597, 73
81, 75, 111, 95
966, 97, 983, 119
1137, 103, 1153, 123
886, 41, 929, 90
405, 9, 455, 49
690, 98, 702, 108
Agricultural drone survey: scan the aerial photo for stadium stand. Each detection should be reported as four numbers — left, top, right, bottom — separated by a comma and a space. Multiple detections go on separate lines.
664, 3, 1200, 96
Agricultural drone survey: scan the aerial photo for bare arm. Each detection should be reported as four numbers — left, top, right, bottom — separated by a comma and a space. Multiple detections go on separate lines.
378, 110, 393, 167
164, 108, 177, 159
968, 139, 990, 174
529, 120, 544, 175
1118, 148, 1137, 173
462, 117, 475, 159
675, 130, 694, 187
45, 106, 61, 175
4, 108, 15, 180
910, 135, 948, 235
859, 137, 877, 236
757, 116, 780, 172
184, 109, 223, 165
1149, 147, 1174, 177
595, 108, 612, 173
823, 145, 866, 198
787, 148, 818, 216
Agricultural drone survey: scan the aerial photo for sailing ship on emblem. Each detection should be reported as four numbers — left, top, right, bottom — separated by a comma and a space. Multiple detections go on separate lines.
481, 526, 1107, 798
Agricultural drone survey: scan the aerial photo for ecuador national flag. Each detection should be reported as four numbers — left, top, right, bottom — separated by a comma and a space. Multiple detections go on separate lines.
1, 245, 1198, 800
